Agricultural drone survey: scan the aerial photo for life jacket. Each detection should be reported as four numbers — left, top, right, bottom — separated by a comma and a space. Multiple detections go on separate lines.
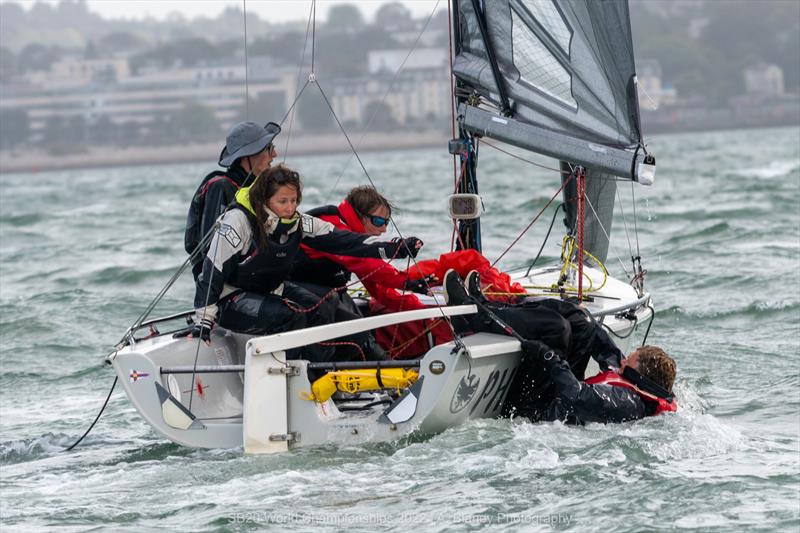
585, 371, 677, 415
184, 167, 248, 257
227, 185, 304, 293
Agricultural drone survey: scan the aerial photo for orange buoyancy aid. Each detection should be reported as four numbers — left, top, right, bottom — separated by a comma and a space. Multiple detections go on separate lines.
585, 371, 677, 415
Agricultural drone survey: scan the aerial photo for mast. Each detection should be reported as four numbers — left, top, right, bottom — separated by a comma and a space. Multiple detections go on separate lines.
450, 0, 483, 252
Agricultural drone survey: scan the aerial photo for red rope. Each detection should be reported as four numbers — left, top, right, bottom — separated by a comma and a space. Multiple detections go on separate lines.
319, 341, 365, 361
283, 240, 405, 314
387, 318, 445, 359
576, 167, 586, 301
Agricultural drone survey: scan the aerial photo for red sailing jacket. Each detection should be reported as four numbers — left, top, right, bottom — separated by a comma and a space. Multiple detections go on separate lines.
585, 371, 677, 415
300, 200, 452, 358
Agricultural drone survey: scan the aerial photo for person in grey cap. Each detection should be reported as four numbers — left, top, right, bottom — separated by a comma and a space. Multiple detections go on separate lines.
184, 121, 281, 279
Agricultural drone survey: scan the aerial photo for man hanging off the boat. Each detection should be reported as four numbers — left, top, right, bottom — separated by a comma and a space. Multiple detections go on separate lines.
442, 270, 677, 425
184, 121, 281, 280
177, 164, 423, 363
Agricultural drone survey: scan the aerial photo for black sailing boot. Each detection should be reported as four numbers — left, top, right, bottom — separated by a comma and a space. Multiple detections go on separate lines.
442, 269, 473, 334
465, 270, 488, 305
443, 269, 470, 306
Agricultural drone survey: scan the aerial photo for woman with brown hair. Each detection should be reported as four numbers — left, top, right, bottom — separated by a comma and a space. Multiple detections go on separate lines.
184, 165, 422, 363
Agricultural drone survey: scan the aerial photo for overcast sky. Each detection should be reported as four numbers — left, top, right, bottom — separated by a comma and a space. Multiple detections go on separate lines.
11, 0, 443, 23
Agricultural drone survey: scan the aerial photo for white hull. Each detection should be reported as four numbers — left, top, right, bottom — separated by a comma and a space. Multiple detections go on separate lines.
108, 268, 652, 453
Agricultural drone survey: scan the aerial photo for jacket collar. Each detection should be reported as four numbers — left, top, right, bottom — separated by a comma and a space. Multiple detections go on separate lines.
227, 163, 252, 187
235, 187, 300, 236
338, 199, 366, 232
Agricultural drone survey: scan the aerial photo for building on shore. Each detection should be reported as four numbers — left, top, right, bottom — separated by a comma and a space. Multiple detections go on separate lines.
636, 59, 677, 110
1, 47, 452, 150
743, 63, 784, 97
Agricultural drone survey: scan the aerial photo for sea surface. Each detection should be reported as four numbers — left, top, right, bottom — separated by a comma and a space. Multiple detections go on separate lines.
1, 126, 798, 532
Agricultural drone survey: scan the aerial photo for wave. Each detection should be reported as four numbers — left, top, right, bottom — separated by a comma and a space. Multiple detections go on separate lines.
658, 221, 734, 244
726, 159, 800, 180
0, 212, 45, 227
0, 433, 79, 464
657, 300, 799, 320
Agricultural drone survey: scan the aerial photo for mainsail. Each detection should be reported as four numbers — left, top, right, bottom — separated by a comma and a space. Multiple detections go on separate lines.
451, 0, 652, 262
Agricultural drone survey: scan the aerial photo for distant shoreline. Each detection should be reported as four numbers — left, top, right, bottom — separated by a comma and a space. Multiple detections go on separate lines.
1, 122, 797, 175
0, 129, 451, 175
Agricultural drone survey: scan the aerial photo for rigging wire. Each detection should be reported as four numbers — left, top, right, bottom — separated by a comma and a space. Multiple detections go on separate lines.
329, 0, 442, 193
313, 79, 466, 348
630, 179, 642, 258
279, 79, 311, 127
490, 174, 573, 268
282, 0, 316, 159
481, 139, 571, 175
311, 0, 316, 73
242, 0, 250, 119
447, 0, 458, 192
188, 227, 224, 410
583, 192, 631, 278
524, 203, 564, 277
615, 183, 635, 258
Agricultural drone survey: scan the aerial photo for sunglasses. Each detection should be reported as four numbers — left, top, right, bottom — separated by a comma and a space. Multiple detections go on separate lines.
368, 215, 390, 227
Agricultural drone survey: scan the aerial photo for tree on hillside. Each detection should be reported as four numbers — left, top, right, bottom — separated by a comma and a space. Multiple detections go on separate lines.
374, 3, 414, 31
326, 4, 364, 32
363, 101, 396, 131
702, 0, 800, 91
161, 101, 221, 143
313, 28, 399, 79
0, 109, 30, 149
251, 31, 307, 67
0, 47, 16, 82
129, 37, 227, 72
98, 31, 149, 55
251, 91, 286, 123
297, 92, 333, 131
16, 43, 62, 73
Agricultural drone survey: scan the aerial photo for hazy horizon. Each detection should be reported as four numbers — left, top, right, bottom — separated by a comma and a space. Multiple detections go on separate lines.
6, 0, 442, 24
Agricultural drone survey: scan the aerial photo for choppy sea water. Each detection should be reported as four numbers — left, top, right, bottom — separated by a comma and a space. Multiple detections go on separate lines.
1, 126, 798, 531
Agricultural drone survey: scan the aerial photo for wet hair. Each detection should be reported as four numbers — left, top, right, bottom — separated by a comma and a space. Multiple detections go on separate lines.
636, 345, 676, 393
248, 164, 302, 249
346, 185, 395, 219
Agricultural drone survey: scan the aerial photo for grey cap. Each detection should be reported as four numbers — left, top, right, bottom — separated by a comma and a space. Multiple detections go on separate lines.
218, 121, 281, 167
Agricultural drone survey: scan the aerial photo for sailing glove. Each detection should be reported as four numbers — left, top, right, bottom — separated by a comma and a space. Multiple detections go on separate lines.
403, 274, 438, 294
393, 237, 423, 259
173, 317, 213, 344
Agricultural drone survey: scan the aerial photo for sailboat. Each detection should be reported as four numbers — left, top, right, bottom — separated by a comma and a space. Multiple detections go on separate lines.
106, 0, 656, 453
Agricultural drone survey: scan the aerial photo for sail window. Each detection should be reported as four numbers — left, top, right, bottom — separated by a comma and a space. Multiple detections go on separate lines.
518, 0, 571, 53
511, 5, 576, 109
